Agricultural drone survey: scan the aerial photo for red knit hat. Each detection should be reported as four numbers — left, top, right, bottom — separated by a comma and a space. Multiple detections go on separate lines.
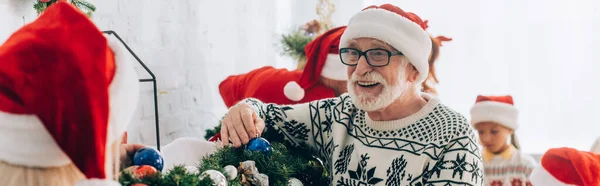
0, 2, 139, 185
529, 147, 600, 186
470, 95, 519, 130
283, 26, 347, 101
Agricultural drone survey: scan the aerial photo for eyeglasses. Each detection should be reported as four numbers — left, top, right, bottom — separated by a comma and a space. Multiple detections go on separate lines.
339, 48, 403, 67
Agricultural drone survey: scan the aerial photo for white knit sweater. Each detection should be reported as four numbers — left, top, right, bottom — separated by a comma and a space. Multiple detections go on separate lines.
482, 146, 537, 186
244, 93, 484, 185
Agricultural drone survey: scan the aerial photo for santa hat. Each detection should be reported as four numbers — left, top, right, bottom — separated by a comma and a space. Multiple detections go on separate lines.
284, 26, 347, 101
0, 2, 139, 186
470, 95, 519, 130
529, 147, 600, 186
339, 4, 432, 83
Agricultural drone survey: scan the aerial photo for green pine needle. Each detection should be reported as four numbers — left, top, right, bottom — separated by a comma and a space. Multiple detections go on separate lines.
279, 29, 315, 60
33, 0, 96, 17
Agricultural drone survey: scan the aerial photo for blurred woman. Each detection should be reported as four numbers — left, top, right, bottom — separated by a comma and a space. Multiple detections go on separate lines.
0, 2, 140, 185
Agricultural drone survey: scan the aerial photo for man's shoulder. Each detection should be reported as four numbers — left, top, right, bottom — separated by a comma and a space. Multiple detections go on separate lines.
426, 103, 476, 144
430, 103, 471, 129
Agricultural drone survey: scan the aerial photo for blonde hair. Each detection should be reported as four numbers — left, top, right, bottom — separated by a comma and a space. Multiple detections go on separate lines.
511, 133, 521, 149
0, 161, 85, 186
0, 140, 122, 186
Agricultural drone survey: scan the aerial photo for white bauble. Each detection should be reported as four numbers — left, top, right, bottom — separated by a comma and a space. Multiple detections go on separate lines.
199, 170, 227, 186
223, 165, 237, 180
288, 177, 303, 186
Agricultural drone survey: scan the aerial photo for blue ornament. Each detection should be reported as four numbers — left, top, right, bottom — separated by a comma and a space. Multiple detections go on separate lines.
132, 147, 164, 172
246, 137, 273, 155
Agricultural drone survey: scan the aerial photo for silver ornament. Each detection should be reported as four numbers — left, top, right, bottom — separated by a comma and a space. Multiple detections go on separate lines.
199, 170, 227, 186
288, 177, 303, 186
184, 166, 199, 174
255, 173, 269, 186
223, 165, 237, 180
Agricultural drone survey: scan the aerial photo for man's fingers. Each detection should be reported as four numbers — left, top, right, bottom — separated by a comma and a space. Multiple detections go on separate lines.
254, 117, 266, 137
220, 116, 231, 146
226, 113, 243, 147
241, 108, 257, 139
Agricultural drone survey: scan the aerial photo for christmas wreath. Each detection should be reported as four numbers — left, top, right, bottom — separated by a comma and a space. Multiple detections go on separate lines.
34, 0, 96, 17
119, 142, 330, 186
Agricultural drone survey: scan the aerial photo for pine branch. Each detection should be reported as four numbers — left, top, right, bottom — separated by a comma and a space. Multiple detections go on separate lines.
120, 142, 330, 185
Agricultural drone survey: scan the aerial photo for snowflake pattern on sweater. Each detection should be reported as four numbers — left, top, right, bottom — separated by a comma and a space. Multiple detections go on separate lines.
243, 93, 484, 185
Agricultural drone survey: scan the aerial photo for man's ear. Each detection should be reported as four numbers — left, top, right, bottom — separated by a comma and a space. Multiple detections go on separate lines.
406, 65, 419, 82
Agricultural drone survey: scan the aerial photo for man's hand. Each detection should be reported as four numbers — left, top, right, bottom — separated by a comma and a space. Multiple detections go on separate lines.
220, 103, 266, 147
120, 143, 146, 169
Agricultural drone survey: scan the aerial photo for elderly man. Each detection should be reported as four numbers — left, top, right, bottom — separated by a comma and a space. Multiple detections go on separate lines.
220, 4, 483, 185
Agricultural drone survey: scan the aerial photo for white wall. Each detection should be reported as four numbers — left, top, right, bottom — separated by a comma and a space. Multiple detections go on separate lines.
2, 0, 600, 153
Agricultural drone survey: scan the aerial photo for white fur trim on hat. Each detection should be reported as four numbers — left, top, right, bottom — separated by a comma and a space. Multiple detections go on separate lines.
284, 81, 305, 101
105, 35, 140, 146
470, 101, 519, 130
529, 165, 575, 186
321, 54, 347, 81
0, 113, 72, 167
0, 36, 140, 168
75, 179, 122, 186
340, 8, 431, 83
162, 137, 218, 171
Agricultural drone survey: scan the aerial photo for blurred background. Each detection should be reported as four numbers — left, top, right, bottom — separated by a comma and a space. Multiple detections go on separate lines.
1, 0, 599, 155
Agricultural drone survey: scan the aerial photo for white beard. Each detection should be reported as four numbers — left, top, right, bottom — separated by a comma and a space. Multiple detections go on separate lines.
347, 69, 407, 112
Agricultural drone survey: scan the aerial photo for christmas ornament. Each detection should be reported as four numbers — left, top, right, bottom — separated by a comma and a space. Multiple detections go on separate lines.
132, 147, 164, 171
40, 0, 51, 2
184, 165, 199, 174
288, 178, 303, 186
200, 170, 227, 186
239, 161, 268, 186
134, 165, 159, 179
223, 165, 238, 180
246, 137, 273, 155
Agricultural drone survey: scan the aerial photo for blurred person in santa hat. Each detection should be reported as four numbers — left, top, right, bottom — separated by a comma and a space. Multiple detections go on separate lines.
529, 147, 600, 186
0, 1, 142, 186
471, 95, 537, 186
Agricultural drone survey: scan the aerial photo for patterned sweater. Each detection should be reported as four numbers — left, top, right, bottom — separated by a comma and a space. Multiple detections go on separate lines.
482, 146, 537, 186
244, 93, 484, 186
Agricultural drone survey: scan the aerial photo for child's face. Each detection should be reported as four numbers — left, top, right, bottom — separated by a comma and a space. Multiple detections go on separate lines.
474, 122, 513, 153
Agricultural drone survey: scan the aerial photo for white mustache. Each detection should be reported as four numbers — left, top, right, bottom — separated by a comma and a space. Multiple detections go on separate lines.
350, 72, 388, 85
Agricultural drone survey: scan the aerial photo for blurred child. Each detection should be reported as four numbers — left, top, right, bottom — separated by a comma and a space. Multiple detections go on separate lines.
471, 95, 537, 186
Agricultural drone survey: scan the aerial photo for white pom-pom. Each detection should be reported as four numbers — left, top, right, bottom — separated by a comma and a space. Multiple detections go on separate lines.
283, 81, 305, 101
223, 165, 237, 180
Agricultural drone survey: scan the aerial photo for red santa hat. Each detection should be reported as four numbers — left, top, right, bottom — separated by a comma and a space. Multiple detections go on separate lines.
470, 95, 519, 130
339, 4, 432, 83
0, 2, 139, 185
283, 26, 347, 101
529, 147, 600, 186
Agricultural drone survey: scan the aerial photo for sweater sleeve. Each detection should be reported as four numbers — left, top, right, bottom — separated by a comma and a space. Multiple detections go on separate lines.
241, 95, 346, 157
422, 121, 485, 185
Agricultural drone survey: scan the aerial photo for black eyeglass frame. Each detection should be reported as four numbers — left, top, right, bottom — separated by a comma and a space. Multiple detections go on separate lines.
338, 48, 404, 67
